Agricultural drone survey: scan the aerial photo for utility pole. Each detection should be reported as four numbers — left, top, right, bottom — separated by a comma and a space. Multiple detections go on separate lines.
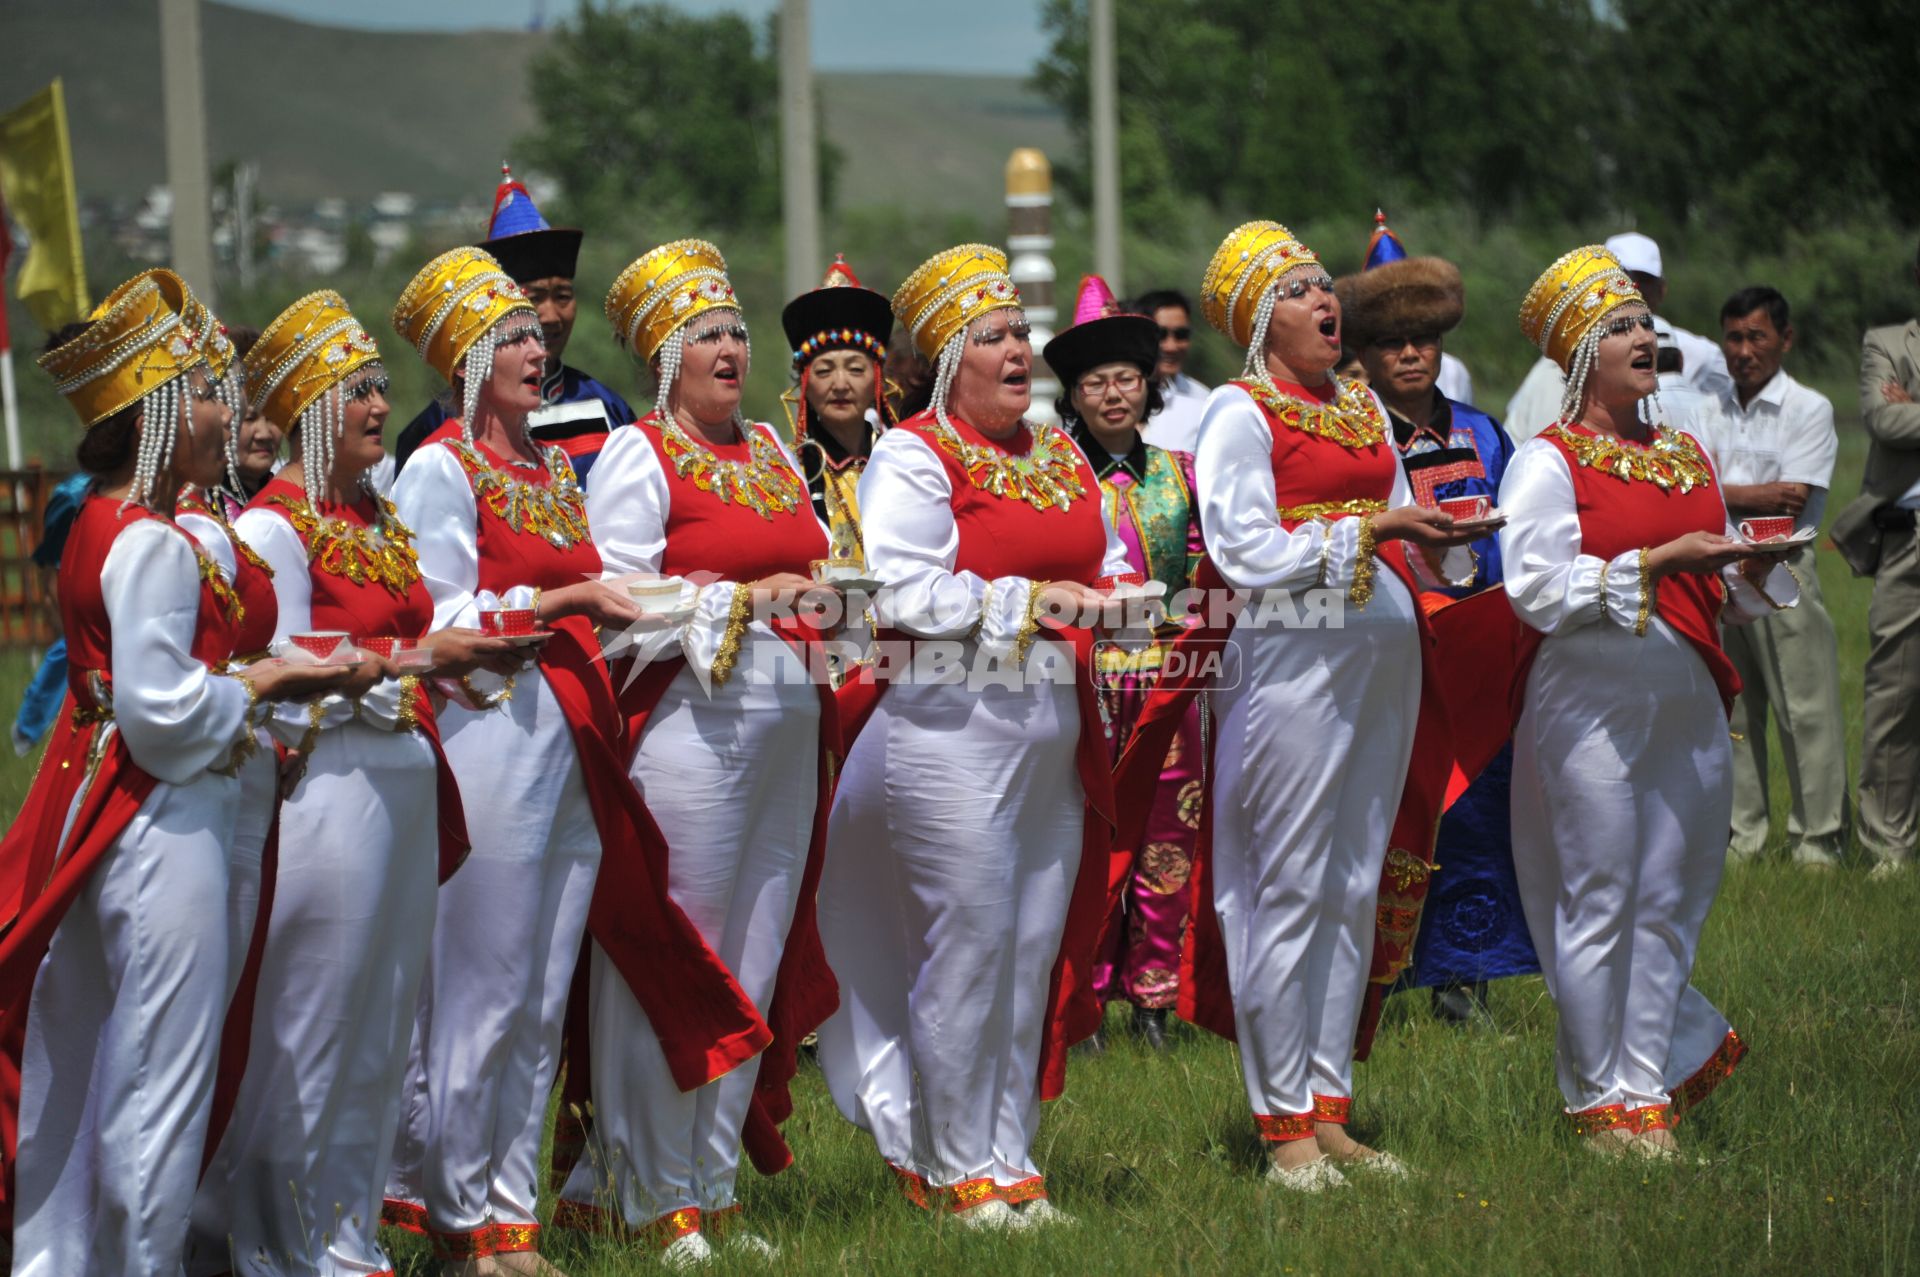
778, 0, 820, 299
1089, 0, 1121, 292
1006, 149, 1058, 425
159, 0, 217, 303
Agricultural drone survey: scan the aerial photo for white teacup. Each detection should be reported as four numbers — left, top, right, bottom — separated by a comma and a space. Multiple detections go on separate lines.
810, 558, 865, 585
626, 579, 687, 611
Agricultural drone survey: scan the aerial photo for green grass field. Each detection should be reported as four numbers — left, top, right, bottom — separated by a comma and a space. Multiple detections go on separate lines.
3, 405, 1913, 1275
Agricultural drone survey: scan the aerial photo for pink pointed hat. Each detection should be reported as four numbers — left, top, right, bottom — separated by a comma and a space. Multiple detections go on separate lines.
1043, 274, 1160, 386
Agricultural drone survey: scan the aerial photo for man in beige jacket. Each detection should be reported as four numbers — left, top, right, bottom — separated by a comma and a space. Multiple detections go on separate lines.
1832, 240, 1920, 876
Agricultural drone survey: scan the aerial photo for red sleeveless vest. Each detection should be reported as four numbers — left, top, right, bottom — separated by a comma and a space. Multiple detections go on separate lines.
893, 410, 1107, 583
248, 476, 434, 641
623, 412, 828, 581
1539, 423, 1739, 708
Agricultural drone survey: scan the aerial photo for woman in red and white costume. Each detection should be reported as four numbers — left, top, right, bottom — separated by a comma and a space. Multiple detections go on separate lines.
1, 270, 346, 1276
383, 247, 770, 1277
555, 239, 835, 1266
192, 290, 516, 1277
814, 244, 1130, 1229
1502, 247, 1793, 1157
1162, 222, 1474, 1191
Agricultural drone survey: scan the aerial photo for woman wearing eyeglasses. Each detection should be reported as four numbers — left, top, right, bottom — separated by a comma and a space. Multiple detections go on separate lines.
1042, 275, 1204, 1052
382, 247, 757, 1277
1501, 247, 1794, 1158
814, 245, 1130, 1230
1118, 223, 1477, 1191
190, 291, 522, 1277
554, 240, 836, 1265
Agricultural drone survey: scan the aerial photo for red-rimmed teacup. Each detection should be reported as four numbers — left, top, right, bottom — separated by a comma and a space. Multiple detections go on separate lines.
1739, 516, 1796, 543
290, 631, 352, 660
357, 636, 400, 659
479, 608, 538, 637
1093, 572, 1147, 594
1438, 495, 1491, 523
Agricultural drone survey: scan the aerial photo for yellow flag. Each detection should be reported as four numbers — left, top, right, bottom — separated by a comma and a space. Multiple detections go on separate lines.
0, 79, 90, 333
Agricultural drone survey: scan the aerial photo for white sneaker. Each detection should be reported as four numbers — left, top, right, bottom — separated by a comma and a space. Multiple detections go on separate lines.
952, 1199, 1028, 1231
1263, 1154, 1350, 1192
1867, 859, 1909, 882
1016, 1199, 1078, 1228
661, 1232, 714, 1270
725, 1230, 780, 1261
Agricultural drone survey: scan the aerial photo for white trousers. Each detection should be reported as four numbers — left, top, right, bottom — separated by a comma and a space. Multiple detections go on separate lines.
559, 634, 817, 1226
188, 722, 438, 1277
13, 769, 237, 1277
223, 739, 277, 1005
817, 642, 1083, 1192
386, 674, 600, 1252
1209, 578, 1420, 1125
1511, 618, 1734, 1114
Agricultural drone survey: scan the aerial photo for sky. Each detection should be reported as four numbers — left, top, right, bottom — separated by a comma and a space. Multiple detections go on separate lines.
217, 0, 1052, 74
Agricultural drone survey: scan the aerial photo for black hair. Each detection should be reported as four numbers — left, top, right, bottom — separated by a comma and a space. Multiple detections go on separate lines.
1719, 285, 1790, 334
1655, 346, 1684, 375
1132, 289, 1193, 319
44, 321, 142, 475
225, 324, 261, 360
1054, 376, 1166, 433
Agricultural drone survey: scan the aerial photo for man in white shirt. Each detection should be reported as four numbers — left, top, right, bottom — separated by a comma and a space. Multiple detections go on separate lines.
1688, 286, 1847, 867
1134, 288, 1210, 452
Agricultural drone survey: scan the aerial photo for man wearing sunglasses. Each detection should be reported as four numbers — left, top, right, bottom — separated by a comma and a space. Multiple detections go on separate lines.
1133, 288, 1211, 451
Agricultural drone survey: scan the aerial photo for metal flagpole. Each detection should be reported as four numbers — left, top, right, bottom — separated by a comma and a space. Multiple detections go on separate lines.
1089, 0, 1122, 291
159, 0, 217, 303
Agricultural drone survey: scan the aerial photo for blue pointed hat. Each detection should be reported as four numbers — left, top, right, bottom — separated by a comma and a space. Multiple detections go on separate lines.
1363, 208, 1408, 271
477, 162, 583, 283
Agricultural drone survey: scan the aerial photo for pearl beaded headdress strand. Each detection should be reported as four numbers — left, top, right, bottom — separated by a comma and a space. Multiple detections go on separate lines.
458, 313, 547, 448
654, 307, 752, 433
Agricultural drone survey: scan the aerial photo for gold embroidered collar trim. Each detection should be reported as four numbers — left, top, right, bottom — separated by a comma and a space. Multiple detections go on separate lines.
650, 411, 807, 521
928, 418, 1086, 512
268, 491, 424, 595
1240, 378, 1388, 450
1544, 423, 1713, 493
445, 439, 590, 549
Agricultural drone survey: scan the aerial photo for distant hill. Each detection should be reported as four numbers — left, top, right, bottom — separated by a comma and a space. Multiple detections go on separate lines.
0, 0, 1070, 217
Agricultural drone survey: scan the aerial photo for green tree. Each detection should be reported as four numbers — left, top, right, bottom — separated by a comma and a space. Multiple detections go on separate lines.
522, 2, 838, 232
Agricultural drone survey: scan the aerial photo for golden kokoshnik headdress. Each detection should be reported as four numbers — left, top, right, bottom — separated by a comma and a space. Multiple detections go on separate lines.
604, 238, 749, 417
1518, 245, 1648, 420
891, 243, 1024, 429
1199, 220, 1328, 393
392, 246, 544, 446
251, 289, 387, 505
39, 268, 242, 507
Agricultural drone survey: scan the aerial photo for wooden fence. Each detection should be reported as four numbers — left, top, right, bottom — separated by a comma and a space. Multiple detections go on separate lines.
0, 469, 67, 650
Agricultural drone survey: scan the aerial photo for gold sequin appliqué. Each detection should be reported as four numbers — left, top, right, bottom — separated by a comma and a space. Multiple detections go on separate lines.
1543, 423, 1713, 493
1244, 378, 1389, 450
655, 414, 806, 520
268, 492, 423, 595
194, 546, 245, 626
446, 439, 590, 549
929, 419, 1086, 512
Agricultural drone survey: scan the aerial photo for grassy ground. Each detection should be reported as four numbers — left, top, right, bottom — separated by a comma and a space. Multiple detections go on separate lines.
3, 406, 1912, 1274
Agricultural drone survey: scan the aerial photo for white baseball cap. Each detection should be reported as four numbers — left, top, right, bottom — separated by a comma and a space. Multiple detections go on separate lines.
1604, 231, 1663, 279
